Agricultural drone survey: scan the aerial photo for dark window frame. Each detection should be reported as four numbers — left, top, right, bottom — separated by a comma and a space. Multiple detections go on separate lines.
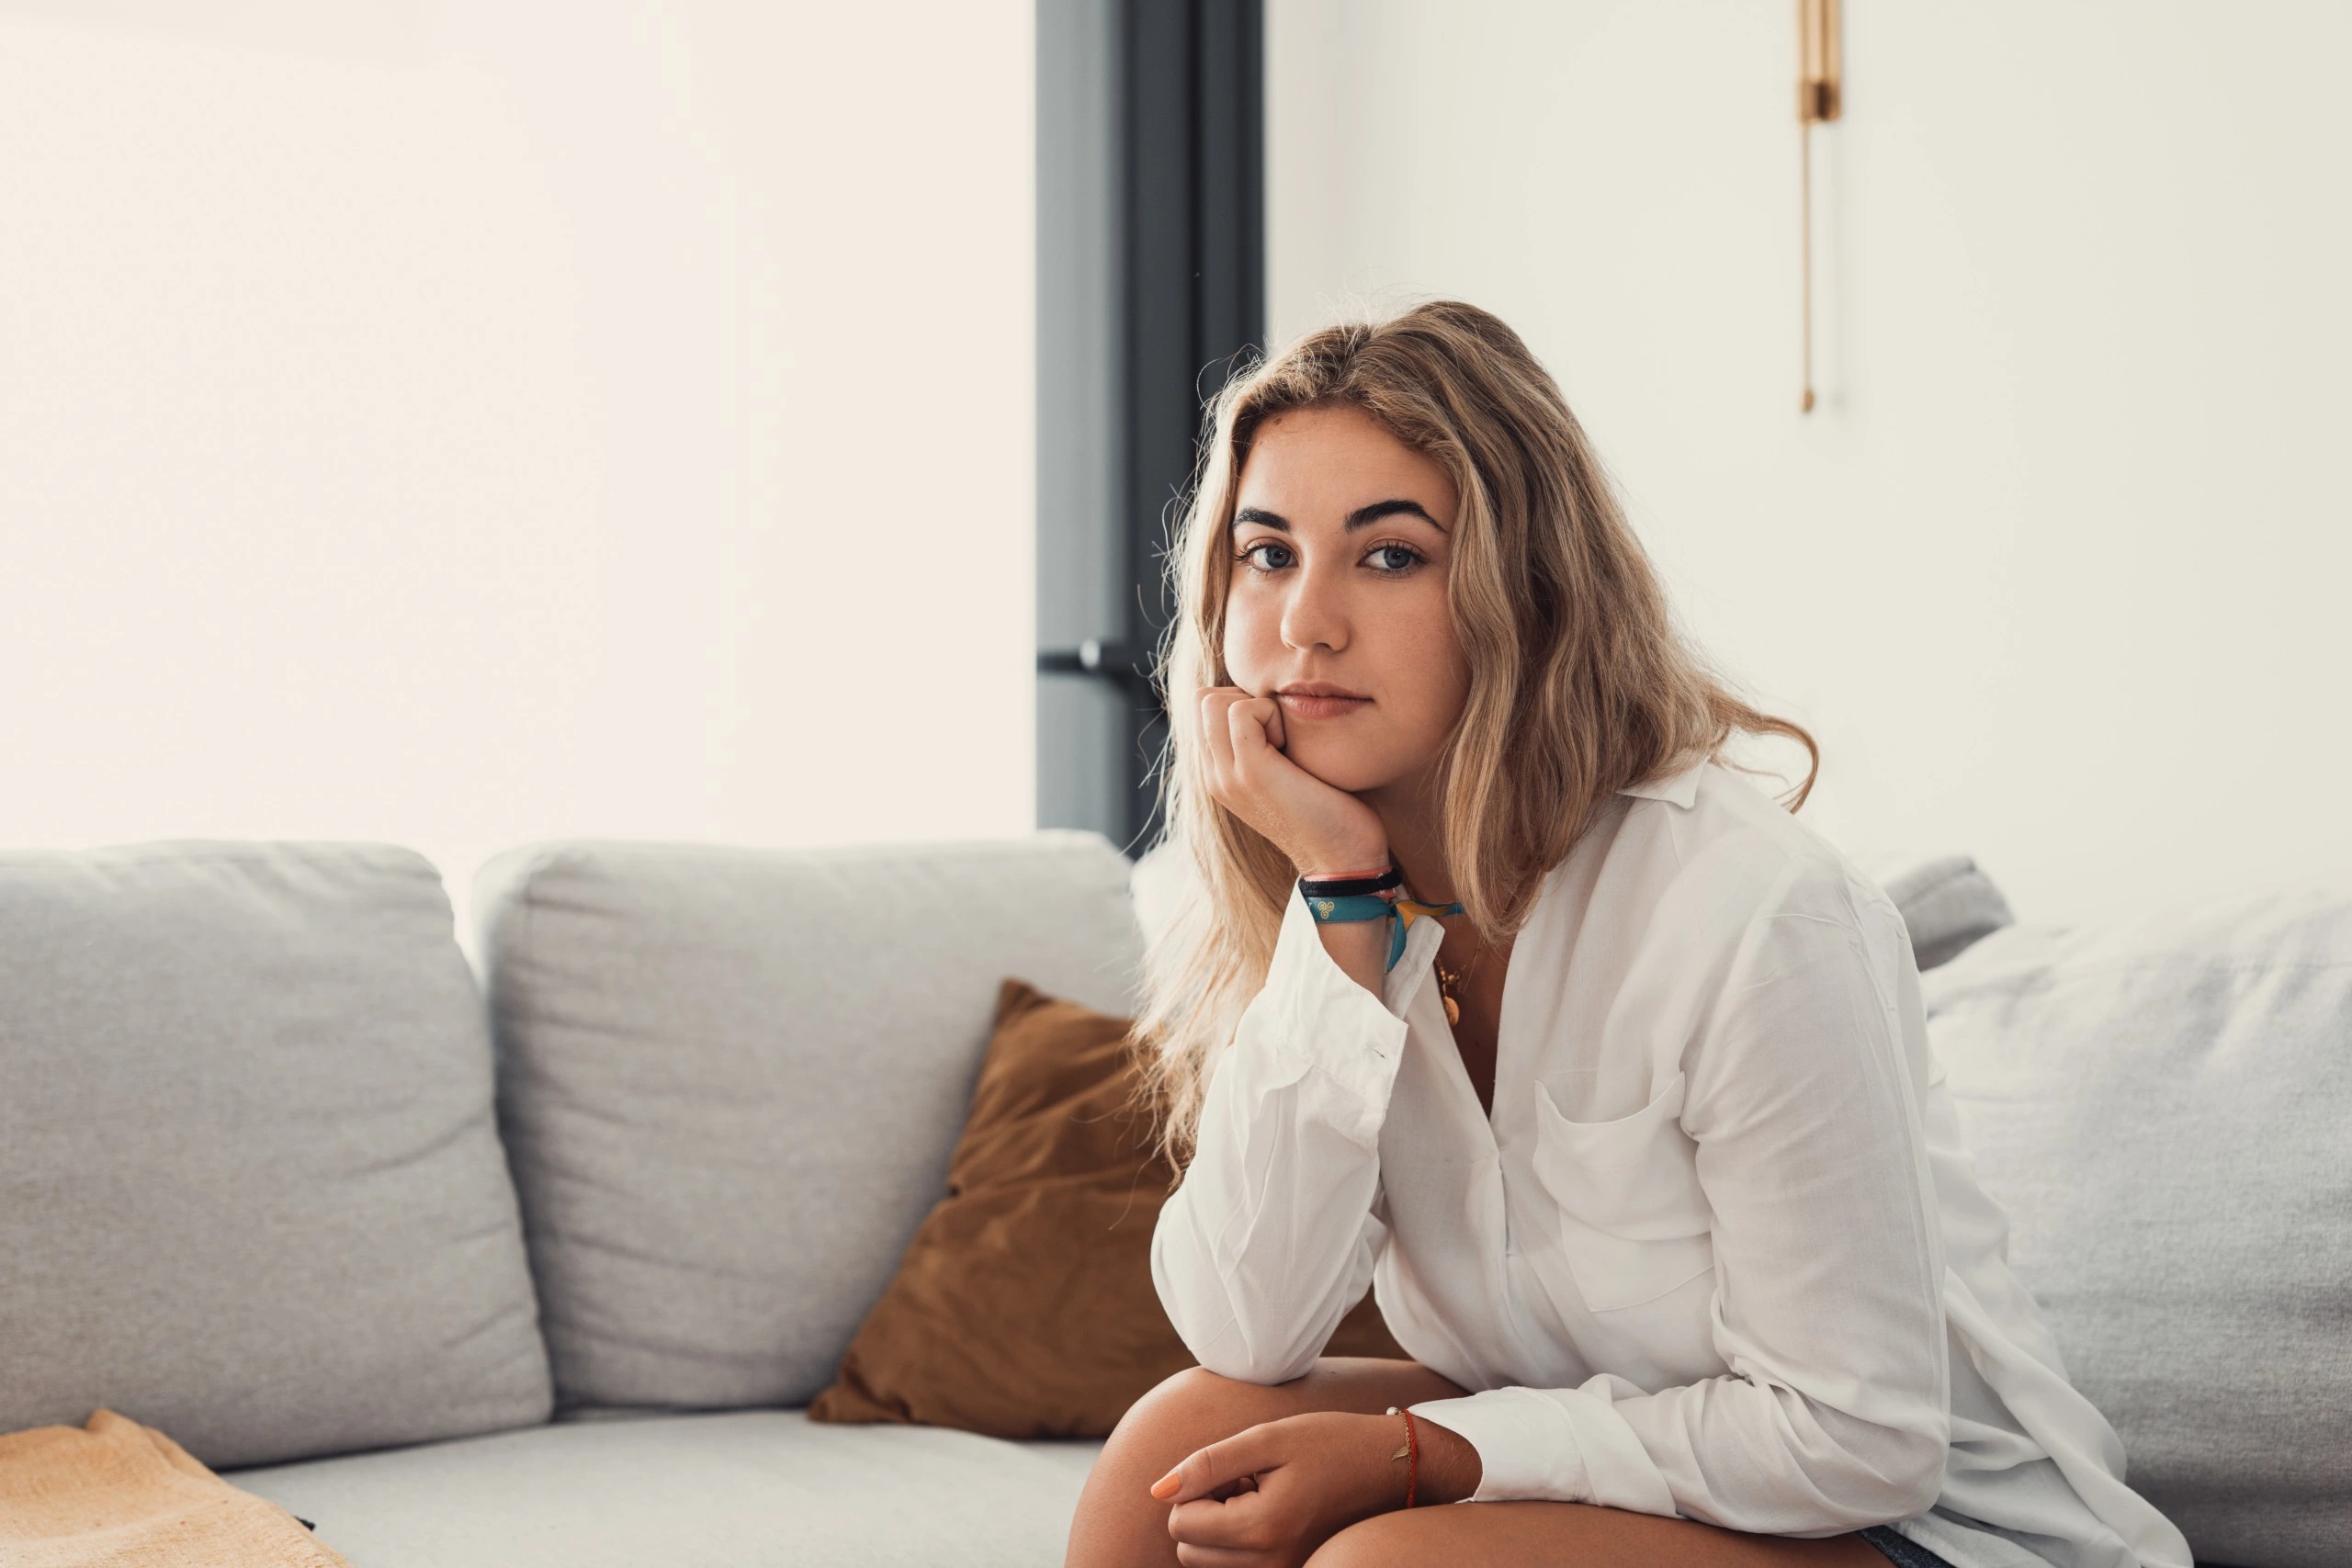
1036, 0, 1265, 855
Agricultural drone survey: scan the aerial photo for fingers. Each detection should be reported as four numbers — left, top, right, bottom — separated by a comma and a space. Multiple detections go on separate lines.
1199, 687, 1278, 764
1168, 1491, 1277, 1554
1172, 1543, 1261, 1568
1151, 1424, 1280, 1506
1225, 693, 1283, 756
1196, 686, 1283, 819
1195, 687, 1243, 784
1191, 685, 1387, 877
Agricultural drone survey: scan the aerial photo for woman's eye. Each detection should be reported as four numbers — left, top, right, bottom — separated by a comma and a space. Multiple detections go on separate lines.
1365, 544, 1421, 572
1238, 541, 1295, 571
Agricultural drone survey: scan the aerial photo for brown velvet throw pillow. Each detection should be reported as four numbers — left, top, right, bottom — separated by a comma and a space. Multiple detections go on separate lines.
808, 978, 1405, 1438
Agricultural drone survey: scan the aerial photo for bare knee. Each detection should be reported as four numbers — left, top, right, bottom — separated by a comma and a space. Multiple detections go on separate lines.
1068, 1368, 1300, 1568
1106, 1364, 1293, 1459
1138, 1362, 1282, 1418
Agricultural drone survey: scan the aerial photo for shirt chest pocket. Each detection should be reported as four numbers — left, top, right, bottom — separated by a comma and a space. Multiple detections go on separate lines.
1529, 1073, 1716, 1314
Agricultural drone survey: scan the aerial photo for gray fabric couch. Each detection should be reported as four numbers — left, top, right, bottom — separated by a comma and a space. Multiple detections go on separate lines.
0, 838, 2343, 1567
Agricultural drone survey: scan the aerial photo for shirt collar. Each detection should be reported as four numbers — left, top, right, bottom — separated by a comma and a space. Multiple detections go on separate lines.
1619, 758, 1706, 809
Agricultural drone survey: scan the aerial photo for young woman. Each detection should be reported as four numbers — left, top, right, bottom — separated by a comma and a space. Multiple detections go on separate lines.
1064, 303, 2191, 1568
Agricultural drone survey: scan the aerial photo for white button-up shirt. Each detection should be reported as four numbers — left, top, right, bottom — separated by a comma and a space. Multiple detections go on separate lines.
1151, 762, 2191, 1568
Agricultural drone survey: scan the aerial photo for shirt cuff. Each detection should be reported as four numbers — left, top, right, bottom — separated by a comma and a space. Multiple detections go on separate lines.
1409, 1388, 1590, 1504
1233, 889, 1417, 1134
1409, 1382, 1677, 1515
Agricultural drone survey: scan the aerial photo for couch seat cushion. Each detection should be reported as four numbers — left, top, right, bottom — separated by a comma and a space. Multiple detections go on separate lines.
231, 1411, 1103, 1568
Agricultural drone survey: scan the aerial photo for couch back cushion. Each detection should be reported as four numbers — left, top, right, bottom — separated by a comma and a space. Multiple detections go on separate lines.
475, 833, 1142, 1412
0, 842, 553, 1469
1923, 892, 2352, 1568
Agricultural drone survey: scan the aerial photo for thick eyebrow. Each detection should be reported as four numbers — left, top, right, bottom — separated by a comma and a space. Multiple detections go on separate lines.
1229, 499, 1446, 533
1343, 498, 1445, 533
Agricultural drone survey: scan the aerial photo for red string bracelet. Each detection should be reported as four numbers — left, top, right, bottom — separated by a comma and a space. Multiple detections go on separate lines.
1384, 1405, 1419, 1508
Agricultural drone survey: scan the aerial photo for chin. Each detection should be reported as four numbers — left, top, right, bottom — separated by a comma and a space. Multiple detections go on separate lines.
1281, 737, 1395, 796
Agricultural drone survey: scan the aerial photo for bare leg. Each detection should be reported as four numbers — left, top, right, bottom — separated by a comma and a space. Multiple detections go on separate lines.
1066, 1357, 1888, 1568
1307, 1501, 1887, 1568
1066, 1357, 1461, 1568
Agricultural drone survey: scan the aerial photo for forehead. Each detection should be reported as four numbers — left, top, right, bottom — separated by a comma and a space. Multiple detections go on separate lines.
1236, 405, 1457, 521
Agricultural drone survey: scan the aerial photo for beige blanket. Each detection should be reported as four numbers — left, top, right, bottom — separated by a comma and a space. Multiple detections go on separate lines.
0, 1411, 348, 1568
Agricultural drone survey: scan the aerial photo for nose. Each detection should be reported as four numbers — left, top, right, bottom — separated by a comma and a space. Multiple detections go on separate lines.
1278, 556, 1349, 654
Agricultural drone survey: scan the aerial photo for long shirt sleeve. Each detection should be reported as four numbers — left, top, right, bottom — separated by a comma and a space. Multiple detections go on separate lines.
1150, 892, 1447, 1383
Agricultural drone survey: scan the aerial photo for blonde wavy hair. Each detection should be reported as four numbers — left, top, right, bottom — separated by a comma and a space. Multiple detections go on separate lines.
1134, 300, 1817, 1164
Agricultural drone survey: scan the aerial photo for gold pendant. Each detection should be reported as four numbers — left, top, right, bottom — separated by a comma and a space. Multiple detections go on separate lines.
1434, 960, 1464, 1028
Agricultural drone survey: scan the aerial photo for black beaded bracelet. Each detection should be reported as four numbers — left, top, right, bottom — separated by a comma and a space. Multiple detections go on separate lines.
1297, 864, 1403, 900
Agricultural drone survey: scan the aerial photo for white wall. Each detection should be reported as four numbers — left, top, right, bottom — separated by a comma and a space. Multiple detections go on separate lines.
1268, 0, 2352, 925
0, 1, 1035, 934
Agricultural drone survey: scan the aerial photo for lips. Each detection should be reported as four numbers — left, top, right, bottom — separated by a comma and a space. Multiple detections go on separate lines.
1274, 682, 1372, 720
